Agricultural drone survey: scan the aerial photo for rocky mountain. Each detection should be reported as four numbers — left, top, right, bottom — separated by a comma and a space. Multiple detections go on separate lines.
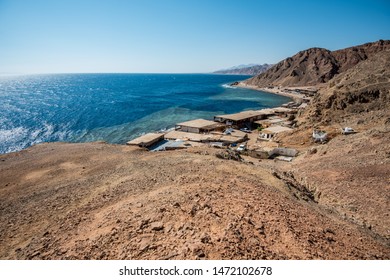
243, 40, 390, 87
304, 49, 390, 124
214, 63, 273, 75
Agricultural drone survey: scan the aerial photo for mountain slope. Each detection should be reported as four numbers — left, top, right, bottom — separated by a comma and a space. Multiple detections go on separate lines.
214, 63, 273, 75
304, 49, 390, 123
274, 49, 390, 242
243, 40, 390, 87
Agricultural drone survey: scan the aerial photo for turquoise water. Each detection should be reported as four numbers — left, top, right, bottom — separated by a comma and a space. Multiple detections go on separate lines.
0, 74, 290, 154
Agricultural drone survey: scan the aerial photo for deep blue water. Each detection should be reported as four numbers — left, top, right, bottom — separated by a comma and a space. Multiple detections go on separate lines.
0, 74, 290, 154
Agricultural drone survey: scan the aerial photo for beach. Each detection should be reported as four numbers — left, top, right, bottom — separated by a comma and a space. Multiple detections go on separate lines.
235, 81, 317, 101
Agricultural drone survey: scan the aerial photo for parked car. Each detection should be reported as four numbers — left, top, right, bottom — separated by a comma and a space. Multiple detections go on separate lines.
237, 144, 246, 152
341, 127, 356, 135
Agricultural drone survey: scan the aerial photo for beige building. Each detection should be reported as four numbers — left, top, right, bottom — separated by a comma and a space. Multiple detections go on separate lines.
127, 133, 165, 148
259, 125, 293, 141
214, 109, 275, 127
175, 119, 225, 133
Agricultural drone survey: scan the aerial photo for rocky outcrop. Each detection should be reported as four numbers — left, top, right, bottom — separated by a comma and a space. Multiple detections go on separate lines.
244, 40, 390, 87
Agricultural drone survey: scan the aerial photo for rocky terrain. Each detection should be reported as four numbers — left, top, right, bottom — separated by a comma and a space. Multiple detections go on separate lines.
242, 40, 390, 87
0, 142, 389, 260
275, 47, 390, 243
214, 63, 273, 75
303, 49, 390, 124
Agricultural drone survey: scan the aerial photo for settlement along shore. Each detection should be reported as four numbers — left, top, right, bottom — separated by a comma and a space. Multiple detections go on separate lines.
127, 82, 313, 160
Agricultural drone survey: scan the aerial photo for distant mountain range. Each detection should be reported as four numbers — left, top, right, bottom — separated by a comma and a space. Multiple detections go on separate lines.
242, 39, 390, 87
213, 63, 273, 75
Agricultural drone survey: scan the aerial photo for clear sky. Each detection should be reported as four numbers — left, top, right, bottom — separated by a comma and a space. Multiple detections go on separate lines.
0, 0, 389, 74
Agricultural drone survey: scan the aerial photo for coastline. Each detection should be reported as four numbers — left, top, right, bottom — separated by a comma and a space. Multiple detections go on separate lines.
0, 74, 288, 155
235, 82, 307, 101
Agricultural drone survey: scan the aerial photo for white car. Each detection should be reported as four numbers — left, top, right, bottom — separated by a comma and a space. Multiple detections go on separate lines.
237, 144, 246, 152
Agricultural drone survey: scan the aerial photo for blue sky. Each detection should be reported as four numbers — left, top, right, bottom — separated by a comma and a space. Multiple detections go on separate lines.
0, 0, 389, 74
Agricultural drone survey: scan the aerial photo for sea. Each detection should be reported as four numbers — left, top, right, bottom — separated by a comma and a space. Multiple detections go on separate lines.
0, 74, 290, 154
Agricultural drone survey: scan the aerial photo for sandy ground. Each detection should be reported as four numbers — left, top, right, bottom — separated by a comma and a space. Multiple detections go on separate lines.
0, 141, 389, 260
235, 82, 307, 101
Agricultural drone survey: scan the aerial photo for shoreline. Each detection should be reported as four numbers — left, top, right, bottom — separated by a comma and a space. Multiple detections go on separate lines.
234, 82, 308, 101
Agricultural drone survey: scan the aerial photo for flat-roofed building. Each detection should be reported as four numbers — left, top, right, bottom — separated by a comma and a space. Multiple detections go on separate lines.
126, 133, 165, 148
255, 117, 288, 128
272, 107, 297, 117
175, 119, 225, 134
214, 109, 275, 127
259, 125, 293, 141
165, 130, 247, 144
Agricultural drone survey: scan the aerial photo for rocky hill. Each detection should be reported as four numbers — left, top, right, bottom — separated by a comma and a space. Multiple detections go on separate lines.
304, 49, 390, 124
243, 40, 390, 87
214, 63, 273, 75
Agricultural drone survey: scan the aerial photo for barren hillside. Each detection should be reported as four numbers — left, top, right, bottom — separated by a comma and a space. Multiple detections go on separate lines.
243, 40, 390, 87
0, 143, 389, 260
303, 49, 390, 124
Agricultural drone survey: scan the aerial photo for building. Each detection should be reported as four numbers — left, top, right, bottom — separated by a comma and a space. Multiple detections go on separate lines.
259, 125, 293, 141
214, 109, 275, 128
126, 133, 165, 148
272, 107, 297, 117
175, 119, 225, 133
255, 117, 288, 128
164, 130, 247, 144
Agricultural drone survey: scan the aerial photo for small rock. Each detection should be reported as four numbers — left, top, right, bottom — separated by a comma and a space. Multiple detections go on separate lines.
248, 237, 259, 246
151, 222, 164, 231
173, 202, 180, 208
138, 219, 150, 229
326, 236, 336, 242
139, 240, 150, 252
258, 225, 265, 235
200, 233, 211, 244
324, 228, 335, 235
30, 251, 40, 258
193, 247, 205, 258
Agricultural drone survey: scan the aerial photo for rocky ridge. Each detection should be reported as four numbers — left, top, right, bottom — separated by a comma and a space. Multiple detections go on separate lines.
303, 49, 390, 124
243, 40, 390, 87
